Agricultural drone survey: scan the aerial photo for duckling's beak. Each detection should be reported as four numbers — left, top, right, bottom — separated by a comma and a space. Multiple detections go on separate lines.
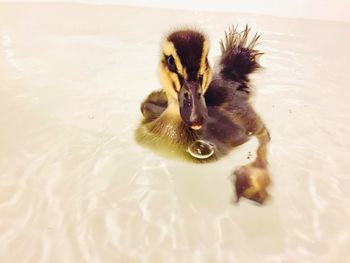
178, 80, 208, 130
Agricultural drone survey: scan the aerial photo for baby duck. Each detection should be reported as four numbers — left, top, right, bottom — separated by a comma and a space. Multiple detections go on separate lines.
135, 26, 271, 204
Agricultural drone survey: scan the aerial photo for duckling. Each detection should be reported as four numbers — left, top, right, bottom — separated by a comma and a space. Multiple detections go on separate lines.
135, 26, 271, 204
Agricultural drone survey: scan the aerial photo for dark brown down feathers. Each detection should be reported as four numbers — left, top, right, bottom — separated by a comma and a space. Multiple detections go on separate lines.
136, 26, 271, 204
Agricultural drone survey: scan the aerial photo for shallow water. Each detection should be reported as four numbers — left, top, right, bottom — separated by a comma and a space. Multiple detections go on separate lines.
1, 3, 350, 263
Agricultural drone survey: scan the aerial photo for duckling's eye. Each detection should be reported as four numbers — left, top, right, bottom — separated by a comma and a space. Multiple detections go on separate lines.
166, 55, 177, 72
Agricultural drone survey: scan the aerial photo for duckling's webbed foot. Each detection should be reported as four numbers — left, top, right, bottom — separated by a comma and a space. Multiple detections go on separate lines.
233, 128, 271, 204
233, 163, 270, 204
140, 90, 168, 123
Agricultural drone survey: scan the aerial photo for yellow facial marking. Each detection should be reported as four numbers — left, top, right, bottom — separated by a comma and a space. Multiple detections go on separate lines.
160, 37, 211, 98
162, 40, 184, 75
200, 40, 211, 92
158, 66, 179, 100
199, 40, 209, 75
202, 68, 212, 92
170, 72, 181, 92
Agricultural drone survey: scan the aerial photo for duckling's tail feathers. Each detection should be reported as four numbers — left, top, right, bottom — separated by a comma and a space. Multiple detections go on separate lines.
218, 25, 263, 82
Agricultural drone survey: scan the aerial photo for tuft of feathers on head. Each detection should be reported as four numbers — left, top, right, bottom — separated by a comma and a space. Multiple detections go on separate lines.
219, 25, 263, 82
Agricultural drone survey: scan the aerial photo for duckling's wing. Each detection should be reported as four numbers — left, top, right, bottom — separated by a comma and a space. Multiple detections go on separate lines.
214, 25, 263, 84
140, 90, 168, 123
205, 26, 263, 107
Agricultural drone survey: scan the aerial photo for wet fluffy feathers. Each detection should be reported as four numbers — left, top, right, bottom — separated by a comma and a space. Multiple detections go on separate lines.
219, 25, 263, 82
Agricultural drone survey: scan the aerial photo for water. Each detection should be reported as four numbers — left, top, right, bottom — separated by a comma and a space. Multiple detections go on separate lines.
0, 3, 350, 263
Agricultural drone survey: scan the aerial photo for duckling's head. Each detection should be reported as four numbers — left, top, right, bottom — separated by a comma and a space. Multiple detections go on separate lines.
159, 29, 212, 130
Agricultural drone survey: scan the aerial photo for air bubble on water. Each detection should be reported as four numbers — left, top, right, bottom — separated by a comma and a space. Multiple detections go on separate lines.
187, 140, 215, 159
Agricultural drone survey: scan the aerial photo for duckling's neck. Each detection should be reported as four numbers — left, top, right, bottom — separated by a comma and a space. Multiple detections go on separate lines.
152, 99, 196, 144
136, 96, 199, 158
157, 99, 182, 134
164, 99, 181, 119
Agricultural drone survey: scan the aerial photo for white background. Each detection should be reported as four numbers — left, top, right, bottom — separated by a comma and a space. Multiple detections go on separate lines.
4, 0, 350, 22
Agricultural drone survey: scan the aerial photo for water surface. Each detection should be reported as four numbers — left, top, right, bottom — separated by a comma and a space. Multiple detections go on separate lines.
0, 3, 350, 263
